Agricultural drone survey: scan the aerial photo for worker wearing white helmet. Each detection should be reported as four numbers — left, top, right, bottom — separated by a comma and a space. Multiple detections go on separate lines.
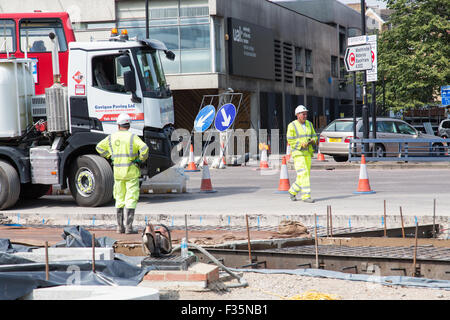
96, 113, 149, 233
286, 105, 318, 203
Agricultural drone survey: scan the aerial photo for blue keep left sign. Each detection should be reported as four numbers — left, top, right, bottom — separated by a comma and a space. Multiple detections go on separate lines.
214, 103, 237, 132
194, 105, 216, 132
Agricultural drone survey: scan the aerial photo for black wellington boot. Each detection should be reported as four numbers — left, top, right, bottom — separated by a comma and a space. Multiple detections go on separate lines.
116, 208, 125, 234
125, 208, 138, 234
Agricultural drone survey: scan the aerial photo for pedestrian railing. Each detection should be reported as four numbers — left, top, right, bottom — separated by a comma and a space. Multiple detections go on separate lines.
349, 138, 450, 162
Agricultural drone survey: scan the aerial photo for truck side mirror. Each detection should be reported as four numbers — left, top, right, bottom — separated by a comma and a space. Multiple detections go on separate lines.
124, 70, 141, 103
165, 50, 175, 61
118, 55, 133, 68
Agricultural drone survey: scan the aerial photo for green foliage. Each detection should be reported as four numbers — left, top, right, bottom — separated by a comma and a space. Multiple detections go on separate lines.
378, 0, 450, 112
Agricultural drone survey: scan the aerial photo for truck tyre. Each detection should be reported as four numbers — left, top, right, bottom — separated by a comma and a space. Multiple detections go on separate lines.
20, 183, 51, 200
0, 160, 20, 210
68, 154, 113, 207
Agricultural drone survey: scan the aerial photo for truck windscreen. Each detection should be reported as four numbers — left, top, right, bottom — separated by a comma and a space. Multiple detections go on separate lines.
135, 48, 168, 96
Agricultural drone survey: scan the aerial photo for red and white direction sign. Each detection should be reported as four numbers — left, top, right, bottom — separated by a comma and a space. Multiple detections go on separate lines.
366, 35, 378, 82
344, 44, 372, 72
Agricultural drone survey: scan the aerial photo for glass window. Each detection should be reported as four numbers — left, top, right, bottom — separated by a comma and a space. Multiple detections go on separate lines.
92, 55, 129, 93
20, 19, 68, 52
180, 17, 209, 25
0, 20, 16, 53
376, 121, 386, 132
305, 49, 312, 73
180, 0, 209, 17
148, 26, 179, 50
339, 32, 346, 55
213, 17, 223, 73
162, 49, 180, 74
339, 58, 347, 79
295, 47, 303, 72
395, 122, 416, 135
442, 120, 450, 129
295, 76, 303, 88
383, 121, 397, 133
324, 120, 354, 132
180, 24, 209, 49
331, 56, 338, 78
149, 0, 179, 19
180, 49, 210, 73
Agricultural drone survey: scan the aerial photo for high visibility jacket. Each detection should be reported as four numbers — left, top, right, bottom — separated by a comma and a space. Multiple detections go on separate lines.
286, 120, 317, 157
96, 130, 149, 180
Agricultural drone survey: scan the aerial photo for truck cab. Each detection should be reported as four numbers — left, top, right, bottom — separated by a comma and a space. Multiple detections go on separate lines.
67, 38, 176, 178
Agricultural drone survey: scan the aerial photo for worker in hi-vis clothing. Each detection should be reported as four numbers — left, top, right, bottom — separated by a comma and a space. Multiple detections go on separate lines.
286, 105, 318, 203
96, 113, 149, 234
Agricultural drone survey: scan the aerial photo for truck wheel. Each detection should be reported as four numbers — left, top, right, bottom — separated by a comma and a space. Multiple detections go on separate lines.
68, 155, 113, 207
20, 183, 51, 199
0, 160, 20, 210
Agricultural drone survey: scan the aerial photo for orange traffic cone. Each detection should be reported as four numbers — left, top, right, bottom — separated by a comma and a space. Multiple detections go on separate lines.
354, 155, 375, 194
259, 145, 269, 169
218, 142, 226, 169
286, 143, 291, 162
276, 156, 290, 194
317, 152, 326, 161
200, 158, 217, 193
185, 144, 200, 172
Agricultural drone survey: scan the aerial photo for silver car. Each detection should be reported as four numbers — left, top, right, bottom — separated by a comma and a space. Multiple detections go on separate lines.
318, 117, 445, 162
438, 119, 450, 138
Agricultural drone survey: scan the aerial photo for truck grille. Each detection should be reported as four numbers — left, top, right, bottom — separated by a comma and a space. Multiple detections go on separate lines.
31, 96, 46, 117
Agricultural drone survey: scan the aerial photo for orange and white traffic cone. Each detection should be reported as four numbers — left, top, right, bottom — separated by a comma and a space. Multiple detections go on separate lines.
259, 145, 269, 170
354, 155, 375, 194
317, 152, 326, 161
200, 158, 217, 193
185, 144, 200, 172
276, 156, 290, 194
286, 143, 291, 162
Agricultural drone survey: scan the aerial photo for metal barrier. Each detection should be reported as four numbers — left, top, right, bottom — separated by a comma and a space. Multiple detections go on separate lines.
349, 138, 450, 162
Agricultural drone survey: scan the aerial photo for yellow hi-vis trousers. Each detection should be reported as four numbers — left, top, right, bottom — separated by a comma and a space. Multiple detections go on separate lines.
288, 155, 312, 200
113, 178, 140, 209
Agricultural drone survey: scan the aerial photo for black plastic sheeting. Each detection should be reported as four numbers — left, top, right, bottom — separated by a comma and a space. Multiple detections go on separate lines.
0, 226, 153, 300
54, 225, 117, 248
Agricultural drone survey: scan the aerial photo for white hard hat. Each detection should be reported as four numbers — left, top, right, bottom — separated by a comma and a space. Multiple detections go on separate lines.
116, 113, 132, 125
295, 105, 308, 115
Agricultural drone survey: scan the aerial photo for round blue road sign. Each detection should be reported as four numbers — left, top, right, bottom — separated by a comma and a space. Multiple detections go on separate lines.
214, 103, 236, 132
194, 105, 216, 132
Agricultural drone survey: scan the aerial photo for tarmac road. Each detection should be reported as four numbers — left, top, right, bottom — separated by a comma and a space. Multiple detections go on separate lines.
1, 156, 449, 230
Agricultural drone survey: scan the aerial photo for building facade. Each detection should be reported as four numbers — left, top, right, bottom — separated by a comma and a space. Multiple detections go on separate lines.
1, 0, 365, 150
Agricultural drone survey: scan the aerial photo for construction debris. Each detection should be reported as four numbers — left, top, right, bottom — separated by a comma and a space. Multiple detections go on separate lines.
277, 220, 310, 237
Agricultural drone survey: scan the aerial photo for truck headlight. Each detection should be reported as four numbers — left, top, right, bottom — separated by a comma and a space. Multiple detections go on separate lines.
148, 138, 163, 152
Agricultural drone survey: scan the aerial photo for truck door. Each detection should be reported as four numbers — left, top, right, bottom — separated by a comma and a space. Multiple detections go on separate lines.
87, 52, 144, 135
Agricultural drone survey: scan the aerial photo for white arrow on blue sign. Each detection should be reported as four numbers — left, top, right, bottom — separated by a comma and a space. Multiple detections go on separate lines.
194, 104, 216, 132
441, 85, 450, 106
214, 103, 237, 132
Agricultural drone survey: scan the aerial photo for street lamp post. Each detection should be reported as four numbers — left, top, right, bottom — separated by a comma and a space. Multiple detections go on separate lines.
145, 0, 149, 39
361, 0, 369, 156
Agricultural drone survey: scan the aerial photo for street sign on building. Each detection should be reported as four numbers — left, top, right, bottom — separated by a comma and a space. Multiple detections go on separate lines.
442, 85, 450, 106
366, 35, 378, 82
344, 44, 373, 72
